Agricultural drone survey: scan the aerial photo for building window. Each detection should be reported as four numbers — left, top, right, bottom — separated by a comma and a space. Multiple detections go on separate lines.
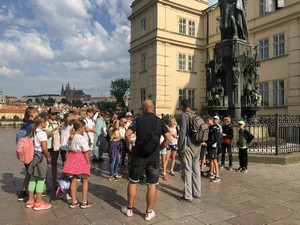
179, 17, 186, 34
259, 82, 269, 106
179, 53, 186, 71
140, 88, 146, 104
216, 17, 220, 33
141, 18, 146, 33
188, 55, 195, 72
258, 38, 269, 60
260, 0, 285, 15
141, 53, 146, 72
188, 20, 195, 36
178, 89, 195, 108
273, 80, 284, 106
273, 33, 285, 57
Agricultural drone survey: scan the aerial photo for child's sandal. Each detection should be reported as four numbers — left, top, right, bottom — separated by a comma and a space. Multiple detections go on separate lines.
80, 201, 92, 209
69, 201, 79, 209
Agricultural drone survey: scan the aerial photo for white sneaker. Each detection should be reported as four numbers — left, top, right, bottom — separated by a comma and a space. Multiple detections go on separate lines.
145, 210, 155, 221
66, 193, 71, 200
121, 206, 133, 217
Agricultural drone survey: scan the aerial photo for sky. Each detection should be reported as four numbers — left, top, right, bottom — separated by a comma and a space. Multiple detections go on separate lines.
0, 0, 216, 99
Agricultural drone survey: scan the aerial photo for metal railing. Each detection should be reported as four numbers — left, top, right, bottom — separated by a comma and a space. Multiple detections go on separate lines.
169, 114, 300, 155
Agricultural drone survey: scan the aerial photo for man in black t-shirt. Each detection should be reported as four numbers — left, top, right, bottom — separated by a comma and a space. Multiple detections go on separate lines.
121, 100, 170, 221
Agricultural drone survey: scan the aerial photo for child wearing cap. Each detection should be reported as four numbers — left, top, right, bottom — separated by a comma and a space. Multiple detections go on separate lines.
237, 121, 254, 173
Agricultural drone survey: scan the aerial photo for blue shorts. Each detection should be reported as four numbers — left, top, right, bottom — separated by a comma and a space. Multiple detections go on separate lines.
167, 144, 178, 151
160, 148, 167, 155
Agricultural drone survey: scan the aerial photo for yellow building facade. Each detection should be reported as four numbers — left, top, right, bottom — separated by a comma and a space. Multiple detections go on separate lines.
129, 0, 300, 116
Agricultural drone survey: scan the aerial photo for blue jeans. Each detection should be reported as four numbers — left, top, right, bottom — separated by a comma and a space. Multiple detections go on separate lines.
221, 144, 233, 167
109, 154, 120, 176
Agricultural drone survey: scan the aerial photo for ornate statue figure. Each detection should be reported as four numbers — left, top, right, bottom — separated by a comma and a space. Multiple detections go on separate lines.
218, 0, 249, 41
244, 78, 262, 106
208, 78, 225, 106
233, 59, 240, 87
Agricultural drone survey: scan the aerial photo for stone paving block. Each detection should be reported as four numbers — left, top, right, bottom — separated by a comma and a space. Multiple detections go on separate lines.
156, 216, 206, 225
192, 208, 236, 225
271, 190, 300, 201
219, 192, 256, 204
30, 214, 91, 225
282, 198, 300, 212
267, 217, 300, 225
291, 212, 300, 220
226, 212, 273, 225
226, 200, 264, 216
256, 204, 297, 220
161, 204, 204, 219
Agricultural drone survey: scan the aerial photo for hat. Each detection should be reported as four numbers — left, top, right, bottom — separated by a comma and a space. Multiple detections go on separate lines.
126, 112, 133, 117
238, 120, 246, 125
213, 115, 220, 120
48, 107, 59, 114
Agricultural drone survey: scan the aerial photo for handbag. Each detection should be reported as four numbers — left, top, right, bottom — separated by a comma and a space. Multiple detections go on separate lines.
222, 137, 231, 145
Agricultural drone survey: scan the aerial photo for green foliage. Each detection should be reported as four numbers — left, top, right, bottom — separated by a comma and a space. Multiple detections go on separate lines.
110, 78, 130, 108
97, 100, 117, 115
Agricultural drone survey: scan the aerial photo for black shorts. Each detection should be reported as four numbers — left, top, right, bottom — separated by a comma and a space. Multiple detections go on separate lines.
200, 146, 207, 159
129, 156, 159, 185
208, 148, 217, 160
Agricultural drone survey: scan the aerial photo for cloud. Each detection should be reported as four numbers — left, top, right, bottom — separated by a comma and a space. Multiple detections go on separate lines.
0, 0, 131, 98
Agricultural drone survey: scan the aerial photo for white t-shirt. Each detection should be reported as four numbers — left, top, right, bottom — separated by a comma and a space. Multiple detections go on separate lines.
83, 117, 95, 142
34, 128, 48, 152
60, 124, 72, 151
68, 134, 90, 153
169, 126, 178, 145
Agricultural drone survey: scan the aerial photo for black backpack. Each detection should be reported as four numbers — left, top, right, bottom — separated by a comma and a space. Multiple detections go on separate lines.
187, 112, 208, 144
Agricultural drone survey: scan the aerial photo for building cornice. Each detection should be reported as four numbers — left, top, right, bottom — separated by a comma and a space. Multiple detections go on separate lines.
129, 0, 207, 21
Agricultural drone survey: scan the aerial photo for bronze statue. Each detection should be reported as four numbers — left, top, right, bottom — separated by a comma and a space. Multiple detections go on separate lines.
219, 0, 248, 41
208, 78, 224, 106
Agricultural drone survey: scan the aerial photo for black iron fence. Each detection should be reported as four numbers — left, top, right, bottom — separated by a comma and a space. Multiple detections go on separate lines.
169, 114, 300, 155
230, 115, 300, 155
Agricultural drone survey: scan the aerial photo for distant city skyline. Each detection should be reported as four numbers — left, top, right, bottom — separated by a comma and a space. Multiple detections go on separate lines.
0, 0, 216, 99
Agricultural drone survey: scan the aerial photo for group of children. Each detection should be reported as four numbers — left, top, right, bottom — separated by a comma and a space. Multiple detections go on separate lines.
201, 115, 254, 183
17, 107, 93, 210
17, 107, 254, 213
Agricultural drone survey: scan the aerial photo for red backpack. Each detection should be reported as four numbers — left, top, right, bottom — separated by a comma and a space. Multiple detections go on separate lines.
16, 136, 34, 164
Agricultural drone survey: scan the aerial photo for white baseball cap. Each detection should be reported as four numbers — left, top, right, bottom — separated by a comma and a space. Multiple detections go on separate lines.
126, 112, 133, 117
238, 120, 246, 125
213, 115, 220, 120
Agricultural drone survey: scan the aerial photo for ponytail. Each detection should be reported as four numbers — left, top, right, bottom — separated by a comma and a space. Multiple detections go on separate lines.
29, 114, 46, 137
68, 119, 85, 145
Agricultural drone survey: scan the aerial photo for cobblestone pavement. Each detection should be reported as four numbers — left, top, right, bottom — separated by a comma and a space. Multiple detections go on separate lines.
1, 128, 300, 225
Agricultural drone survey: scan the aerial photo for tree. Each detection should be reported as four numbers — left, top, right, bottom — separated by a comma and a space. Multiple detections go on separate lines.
110, 78, 130, 109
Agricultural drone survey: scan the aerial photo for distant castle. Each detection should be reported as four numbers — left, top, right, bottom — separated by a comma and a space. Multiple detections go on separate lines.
61, 82, 91, 101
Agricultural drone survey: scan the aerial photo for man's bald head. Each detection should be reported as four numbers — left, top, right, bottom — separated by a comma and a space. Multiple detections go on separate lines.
142, 100, 154, 113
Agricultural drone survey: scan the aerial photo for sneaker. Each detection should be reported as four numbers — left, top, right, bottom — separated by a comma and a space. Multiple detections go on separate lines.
220, 165, 224, 169
145, 210, 155, 221
236, 167, 242, 172
177, 196, 192, 203
121, 206, 133, 217
66, 193, 72, 200
108, 176, 118, 181
114, 173, 122, 178
17, 191, 29, 201
25, 200, 35, 208
163, 174, 168, 181
69, 201, 80, 209
33, 201, 52, 211
170, 170, 175, 176
241, 168, 248, 173
209, 174, 215, 180
211, 177, 221, 183
228, 166, 233, 171
42, 190, 47, 197
80, 201, 92, 209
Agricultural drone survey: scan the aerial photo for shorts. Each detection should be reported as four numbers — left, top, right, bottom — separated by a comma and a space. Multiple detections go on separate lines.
208, 148, 217, 160
129, 156, 160, 185
200, 146, 207, 159
160, 148, 167, 155
167, 144, 178, 151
